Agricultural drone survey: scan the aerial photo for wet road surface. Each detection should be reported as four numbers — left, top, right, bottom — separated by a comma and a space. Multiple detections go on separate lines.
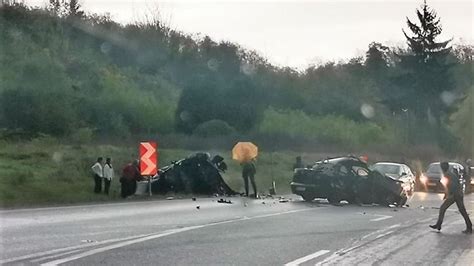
1, 192, 472, 265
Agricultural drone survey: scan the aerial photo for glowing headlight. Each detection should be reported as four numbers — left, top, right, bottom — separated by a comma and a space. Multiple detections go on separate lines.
420, 174, 428, 184
440, 176, 448, 187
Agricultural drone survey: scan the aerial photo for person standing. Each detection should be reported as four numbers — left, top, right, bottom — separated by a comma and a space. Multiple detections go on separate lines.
241, 158, 257, 198
103, 158, 114, 195
120, 159, 140, 198
430, 162, 472, 234
293, 156, 304, 170
91, 157, 103, 193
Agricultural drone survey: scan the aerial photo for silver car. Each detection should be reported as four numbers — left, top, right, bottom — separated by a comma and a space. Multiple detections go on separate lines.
371, 162, 415, 195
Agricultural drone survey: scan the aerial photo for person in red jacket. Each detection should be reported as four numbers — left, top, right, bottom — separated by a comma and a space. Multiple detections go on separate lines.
120, 160, 141, 198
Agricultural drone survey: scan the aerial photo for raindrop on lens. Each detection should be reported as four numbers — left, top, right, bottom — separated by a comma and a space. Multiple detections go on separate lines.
360, 104, 375, 119
241, 62, 256, 76
440, 91, 456, 106
52, 152, 62, 164
207, 58, 219, 72
179, 111, 191, 122
100, 42, 112, 54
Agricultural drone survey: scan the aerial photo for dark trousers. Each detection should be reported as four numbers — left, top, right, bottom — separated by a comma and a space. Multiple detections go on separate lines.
435, 193, 472, 229
93, 174, 102, 193
104, 179, 111, 195
242, 173, 257, 197
121, 179, 136, 198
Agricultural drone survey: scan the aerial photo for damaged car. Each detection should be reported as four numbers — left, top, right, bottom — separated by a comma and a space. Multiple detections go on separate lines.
290, 156, 408, 206
151, 153, 238, 195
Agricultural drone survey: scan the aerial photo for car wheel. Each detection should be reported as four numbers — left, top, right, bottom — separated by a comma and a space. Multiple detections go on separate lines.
398, 195, 408, 206
301, 194, 315, 202
384, 195, 396, 206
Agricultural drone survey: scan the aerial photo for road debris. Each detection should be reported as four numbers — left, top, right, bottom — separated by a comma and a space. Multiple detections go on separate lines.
217, 198, 232, 204
196, 205, 200, 209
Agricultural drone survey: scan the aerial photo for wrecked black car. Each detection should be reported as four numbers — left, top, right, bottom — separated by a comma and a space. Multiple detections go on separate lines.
151, 153, 238, 195
290, 156, 408, 206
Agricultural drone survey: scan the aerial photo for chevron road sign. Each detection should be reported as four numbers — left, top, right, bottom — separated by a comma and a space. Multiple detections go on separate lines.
139, 142, 158, 176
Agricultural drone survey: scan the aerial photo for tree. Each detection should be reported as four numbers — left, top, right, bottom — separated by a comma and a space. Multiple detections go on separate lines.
392, 1, 454, 127
365, 42, 390, 73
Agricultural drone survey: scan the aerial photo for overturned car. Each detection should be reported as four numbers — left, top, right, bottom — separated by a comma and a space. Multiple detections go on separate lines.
290, 156, 408, 206
150, 153, 238, 195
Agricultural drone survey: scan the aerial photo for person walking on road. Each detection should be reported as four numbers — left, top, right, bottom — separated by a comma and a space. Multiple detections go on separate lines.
241, 158, 257, 198
430, 162, 472, 234
91, 157, 103, 193
103, 157, 114, 195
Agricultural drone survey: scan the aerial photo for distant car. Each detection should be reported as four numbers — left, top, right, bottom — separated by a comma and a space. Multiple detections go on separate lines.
419, 162, 465, 193
371, 162, 415, 195
290, 156, 408, 206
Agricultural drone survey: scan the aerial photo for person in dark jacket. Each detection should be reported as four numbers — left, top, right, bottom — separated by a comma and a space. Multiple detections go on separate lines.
430, 162, 472, 234
293, 156, 305, 170
120, 160, 140, 198
241, 159, 257, 198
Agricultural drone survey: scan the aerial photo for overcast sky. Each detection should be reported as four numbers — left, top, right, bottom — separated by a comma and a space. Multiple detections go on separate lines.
23, 0, 473, 69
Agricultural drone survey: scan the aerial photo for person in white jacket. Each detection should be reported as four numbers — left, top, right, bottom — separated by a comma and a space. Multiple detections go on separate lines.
103, 157, 114, 195
91, 157, 103, 193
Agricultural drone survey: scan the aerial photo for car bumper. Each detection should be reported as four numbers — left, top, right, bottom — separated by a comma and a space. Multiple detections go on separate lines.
290, 182, 316, 194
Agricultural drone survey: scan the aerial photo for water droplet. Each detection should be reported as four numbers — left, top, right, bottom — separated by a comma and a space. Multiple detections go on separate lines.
100, 42, 112, 54
241, 62, 256, 76
440, 91, 457, 106
52, 152, 62, 164
179, 111, 191, 122
207, 58, 219, 72
360, 103, 375, 119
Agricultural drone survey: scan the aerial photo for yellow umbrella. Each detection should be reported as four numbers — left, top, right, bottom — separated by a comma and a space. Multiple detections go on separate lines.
232, 142, 258, 163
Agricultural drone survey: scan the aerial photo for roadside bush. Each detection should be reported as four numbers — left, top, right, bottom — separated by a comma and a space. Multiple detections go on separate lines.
70, 127, 94, 144
258, 107, 389, 148
193, 119, 236, 137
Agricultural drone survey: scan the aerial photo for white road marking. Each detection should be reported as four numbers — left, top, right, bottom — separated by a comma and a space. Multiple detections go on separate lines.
39, 208, 312, 265
30, 250, 82, 263
284, 250, 330, 266
387, 224, 401, 229
375, 230, 394, 239
0, 233, 153, 264
370, 215, 393, 222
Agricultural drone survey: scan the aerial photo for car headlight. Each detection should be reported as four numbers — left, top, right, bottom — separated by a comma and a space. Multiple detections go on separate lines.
420, 174, 428, 184
440, 176, 448, 187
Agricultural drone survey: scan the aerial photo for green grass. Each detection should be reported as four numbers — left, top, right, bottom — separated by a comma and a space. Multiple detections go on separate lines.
0, 139, 321, 208
0, 138, 450, 208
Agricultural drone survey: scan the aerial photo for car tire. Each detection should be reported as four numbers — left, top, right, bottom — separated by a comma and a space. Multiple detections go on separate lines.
301, 194, 315, 202
398, 195, 408, 206
384, 195, 396, 206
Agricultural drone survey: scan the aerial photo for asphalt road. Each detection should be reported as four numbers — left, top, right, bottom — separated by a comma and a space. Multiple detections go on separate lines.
1, 192, 473, 265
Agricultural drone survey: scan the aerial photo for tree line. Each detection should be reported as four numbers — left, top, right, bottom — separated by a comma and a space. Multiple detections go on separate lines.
0, 1, 472, 154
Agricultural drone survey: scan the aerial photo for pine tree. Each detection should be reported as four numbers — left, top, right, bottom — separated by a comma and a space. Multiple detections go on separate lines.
393, 1, 454, 131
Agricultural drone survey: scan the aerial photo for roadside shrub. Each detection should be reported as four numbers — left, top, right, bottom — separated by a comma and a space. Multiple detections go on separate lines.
193, 120, 236, 137
70, 127, 94, 144
258, 107, 389, 148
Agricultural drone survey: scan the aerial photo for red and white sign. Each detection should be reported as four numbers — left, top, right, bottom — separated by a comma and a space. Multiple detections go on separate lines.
139, 142, 158, 176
